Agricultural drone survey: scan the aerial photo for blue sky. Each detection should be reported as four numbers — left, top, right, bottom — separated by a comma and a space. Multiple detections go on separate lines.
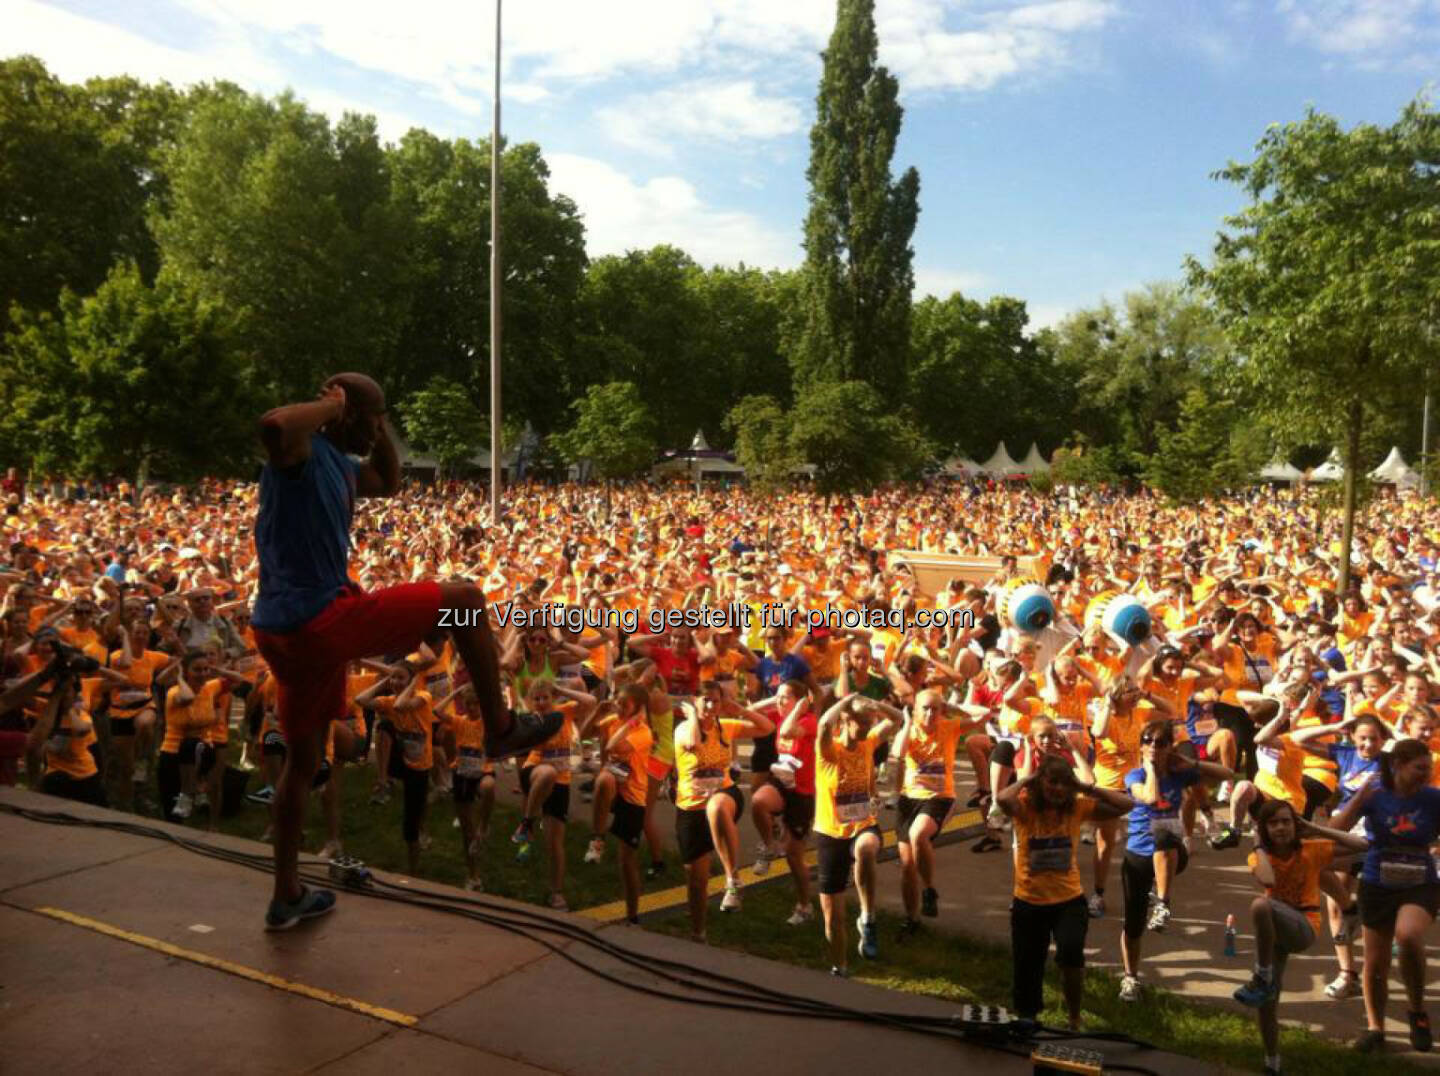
6, 0, 1437, 327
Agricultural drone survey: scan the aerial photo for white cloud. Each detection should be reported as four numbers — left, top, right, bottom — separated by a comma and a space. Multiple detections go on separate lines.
597, 80, 805, 157
914, 267, 988, 299
1275, 0, 1440, 57
547, 153, 800, 270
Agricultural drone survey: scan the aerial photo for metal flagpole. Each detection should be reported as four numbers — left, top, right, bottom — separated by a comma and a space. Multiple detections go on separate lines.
489, 0, 503, 521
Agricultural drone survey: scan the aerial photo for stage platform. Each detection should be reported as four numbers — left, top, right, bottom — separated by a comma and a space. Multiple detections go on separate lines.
0, 786, 1210, 1075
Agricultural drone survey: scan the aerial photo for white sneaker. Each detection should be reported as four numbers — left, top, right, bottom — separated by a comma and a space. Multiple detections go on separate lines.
584, 837, 605, 864
1324, 971, 1359, 1000
1080, 825, 1095, 846
464, 876, 484, 893
786, 903, 814, 926
1119, 974, 1141, 1002
721, 880, 742, 912
1087, 893, 1105, 919
1217, 780, 1233, 804
173, 793, 193, 819
1148, 901, 1171, 932
753, 844, 776, 876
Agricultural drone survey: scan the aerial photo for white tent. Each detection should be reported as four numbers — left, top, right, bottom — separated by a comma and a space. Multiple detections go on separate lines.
940, 456, 980, 477
1370, 446, 1421, 487
1259, 456, 1304, 483
977, 441, 1023, 476
1019, 443, 1051, 474
1310, 449, 1344, 482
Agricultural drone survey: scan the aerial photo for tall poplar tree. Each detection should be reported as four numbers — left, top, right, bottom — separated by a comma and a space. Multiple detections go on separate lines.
793, 0, 920, 399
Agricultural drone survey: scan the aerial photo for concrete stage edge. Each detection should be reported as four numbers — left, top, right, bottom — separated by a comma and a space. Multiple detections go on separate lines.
0, 786, 1211, 1075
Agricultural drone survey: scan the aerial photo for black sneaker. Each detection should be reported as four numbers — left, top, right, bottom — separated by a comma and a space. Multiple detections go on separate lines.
921, 887, 939, 918
1411, 1011, 1433, 1053
485, 710, 564, 759
898, 917, 921, 941
965, 789, 987, 809
645, 859, 666, 881
1354, 1029, 1385, 1054
1209, 825, 1240, 851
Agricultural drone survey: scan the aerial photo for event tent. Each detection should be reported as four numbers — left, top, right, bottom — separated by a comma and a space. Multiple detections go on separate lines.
651, 430, 747, 485
940, 456, 981, 477
977, 442, 1024, 476
1258, 456, 1304, 483
1310, 449, 1344, 482
1019, 443, 1051, 474
1370, 446, 1421, 487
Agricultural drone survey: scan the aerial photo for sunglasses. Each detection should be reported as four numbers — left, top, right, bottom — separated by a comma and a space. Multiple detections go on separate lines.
1140, 735, 1165, 745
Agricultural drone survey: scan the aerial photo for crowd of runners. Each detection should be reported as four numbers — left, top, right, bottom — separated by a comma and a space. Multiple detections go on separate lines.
6, 439, 1440, 1074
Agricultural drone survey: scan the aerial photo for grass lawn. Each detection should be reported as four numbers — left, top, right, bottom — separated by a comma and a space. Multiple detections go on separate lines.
646, 883, 1429, 1076
185, 763, 1422, 1076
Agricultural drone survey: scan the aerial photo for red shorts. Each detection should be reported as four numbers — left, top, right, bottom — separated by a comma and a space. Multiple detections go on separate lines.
254, 582, 444, 740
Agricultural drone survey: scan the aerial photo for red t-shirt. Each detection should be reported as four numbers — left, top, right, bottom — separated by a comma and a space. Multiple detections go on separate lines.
778, 710, 819, 796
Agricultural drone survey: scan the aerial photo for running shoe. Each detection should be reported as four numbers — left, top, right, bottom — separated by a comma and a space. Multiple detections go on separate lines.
1325, 971, 1360, 1000
464, 876, 484, 892
786, 904, 814, 926
1087, 893, 1106, 919
264, 885, 337, 931
830, 965, 849, 978
1148, 902, 1171, 933
418, 833, 432, 851
1411, 1011, 1433, 1053
1353, 1029, 1385, 1053
965, 789, 988, 809
194, 790, 209, 811
1334, 904, 1361, 944
173, 793, 193, 819
645, 859, 666, 881
721, 880, 743, 912
1217, 780, 1233, 804
584, 837, 605, 864
1119, 975, 1141, 1002
133, 761, 149, 784
485, 709, 565, 760
512, 820, 534, 862
548, 892, 569, 912
753, 844, 776, 876
369, 784, 390, 806
921, 887, 939, 918
1079, 826, 1095, 846
898, 917, 921, 941
857, 914, 878, 960
1209, 825, 1241, 851
246, 785, 275, 805
971, 834, 1003, 854
1233, 972, 1279, 1008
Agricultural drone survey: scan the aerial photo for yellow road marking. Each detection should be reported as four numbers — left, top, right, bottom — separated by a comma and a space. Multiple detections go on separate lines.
33, 906, 418, 1028
578, 807, 983, 923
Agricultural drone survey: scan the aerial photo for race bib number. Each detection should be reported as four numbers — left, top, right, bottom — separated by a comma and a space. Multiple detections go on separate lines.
1247, 658, 1273, 687
1027, 836, 1072, 874
1379, 852, 1430, 888
542, 747, 572, 773
114, 690, 152, 708
1192, 716, 1219, 737
836, 791, 871, 824
606, 760, 632, 782
456, 748, 486, 778
913, 761, 947, 793
1256, 747, 1280, 776
401, 732, 425, 763
692, 766, 726, 796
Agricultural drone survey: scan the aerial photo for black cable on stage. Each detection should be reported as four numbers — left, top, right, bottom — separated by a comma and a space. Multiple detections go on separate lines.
1, 801, 1164, 1074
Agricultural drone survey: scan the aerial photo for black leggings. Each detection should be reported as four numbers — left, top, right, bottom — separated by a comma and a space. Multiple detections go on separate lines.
1120, 846, 1189, 939
1214, 702, 1258, 779
1010, 896, 1088, 1019
41, 770, 108, 807
388, 749, 429, 843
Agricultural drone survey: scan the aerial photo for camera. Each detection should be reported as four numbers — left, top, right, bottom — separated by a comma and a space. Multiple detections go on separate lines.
49, 642, 102, 680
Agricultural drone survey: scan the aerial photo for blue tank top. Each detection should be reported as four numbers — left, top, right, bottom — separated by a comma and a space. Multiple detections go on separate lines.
251, 434, 357, 633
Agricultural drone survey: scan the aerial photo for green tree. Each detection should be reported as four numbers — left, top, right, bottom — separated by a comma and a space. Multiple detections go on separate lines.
0, 263, 255, 484
1145, 387, 1263, 501
0, 57, 184, 317
551, 381, 657, 515
787, 380, 932, 492
153, 87, 412, 401
1187, 99, 1440, 591
724, 395, 798, 488
792, 0, 920, 398
398, 376, 488, 478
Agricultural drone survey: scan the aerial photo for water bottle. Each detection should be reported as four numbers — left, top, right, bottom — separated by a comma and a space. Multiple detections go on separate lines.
1223, 914, 1237, 957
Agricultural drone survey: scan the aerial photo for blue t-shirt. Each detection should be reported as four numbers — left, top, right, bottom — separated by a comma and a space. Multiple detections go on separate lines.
105, 561, 127, 583
1360, 786, 1440, 888
1124, 765, 1198, 856
755, 653, 810, 699
251, 434, 358, 633
1316, 647, 1346, 717
1330, 744, 1380, 808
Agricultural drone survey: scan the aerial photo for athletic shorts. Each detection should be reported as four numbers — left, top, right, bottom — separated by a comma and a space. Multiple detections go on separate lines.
1301, 775, 1333, 820
254, 581, 444, 741
896, 795, 953, 844
1359, 880, 1440, 931
519, 765, 571, 822
816, 826, 882, 895
675, 785, 744, 864
750, 731, 779, 773
179, 738, 217, 778
775, 784, 816, 841
109, 713, 142, 737
610, 798, 646, 849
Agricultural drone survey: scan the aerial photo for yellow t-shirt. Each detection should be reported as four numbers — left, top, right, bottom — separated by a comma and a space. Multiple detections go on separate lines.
1011, 792, 1097, 905
900, 715, 967, 800
1248, 839, 1333, 931
815, 729, 882, 839
675, 717, 744, 810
